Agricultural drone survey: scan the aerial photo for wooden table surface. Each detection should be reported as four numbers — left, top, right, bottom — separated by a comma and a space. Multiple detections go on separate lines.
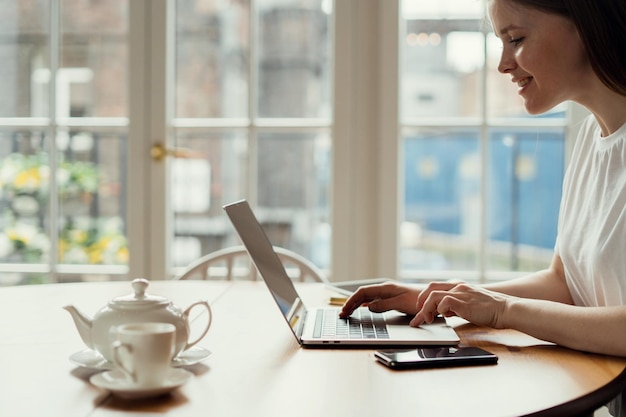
1, 280, 625, 417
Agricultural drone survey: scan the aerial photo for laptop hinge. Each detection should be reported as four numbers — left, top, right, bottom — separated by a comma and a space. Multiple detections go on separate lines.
286, 297, 306, 340
296, 309, 307, 341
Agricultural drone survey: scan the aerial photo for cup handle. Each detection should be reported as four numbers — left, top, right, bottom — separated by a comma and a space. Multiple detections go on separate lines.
112, 341, 136, 382
183, 300, 212, 350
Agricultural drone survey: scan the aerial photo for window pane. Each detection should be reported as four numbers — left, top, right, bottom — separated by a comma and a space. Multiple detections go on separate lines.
172, 131, 248, 267
257, 0, 331, 118
257, 131, 331, 268
402, 128, 480, 272
60, 0, 128, 117
1, 1, 130, 284
0, 128, 129, 270
57, 129, 128, 266
175, 0, 250, 118
486, 128, 564, 272
172, 0, 333, 276
0, 130, 50, 266
0, 1, 49, 117
402, 0, 484, 19
402, 1, 484, 120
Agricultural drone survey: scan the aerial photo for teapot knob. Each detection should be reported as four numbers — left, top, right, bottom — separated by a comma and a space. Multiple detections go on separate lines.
131, 278, 149, 299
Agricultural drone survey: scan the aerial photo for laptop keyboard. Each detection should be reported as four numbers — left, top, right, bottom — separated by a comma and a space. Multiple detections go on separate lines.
313, 308, 390, 339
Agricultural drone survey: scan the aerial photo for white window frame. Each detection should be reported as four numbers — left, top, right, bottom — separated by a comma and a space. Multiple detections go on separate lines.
331, 0, 400, 282
0, 0, 130, 281
0, 0, 585, 284
332, 0, 584, 283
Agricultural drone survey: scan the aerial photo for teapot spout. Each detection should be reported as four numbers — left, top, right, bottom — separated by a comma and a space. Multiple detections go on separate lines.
63, 305, 94, 349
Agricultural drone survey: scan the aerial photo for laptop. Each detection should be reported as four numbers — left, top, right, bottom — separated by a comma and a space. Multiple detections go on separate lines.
223, 199, 460, 347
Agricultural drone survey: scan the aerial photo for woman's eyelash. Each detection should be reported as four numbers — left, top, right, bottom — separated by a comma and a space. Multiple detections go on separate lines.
509, 37, 524, 45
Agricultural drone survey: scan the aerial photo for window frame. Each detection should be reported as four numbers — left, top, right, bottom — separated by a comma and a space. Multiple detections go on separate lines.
0, 0, 131, 281
336, 0, 583, 284
0, 0, 584, 284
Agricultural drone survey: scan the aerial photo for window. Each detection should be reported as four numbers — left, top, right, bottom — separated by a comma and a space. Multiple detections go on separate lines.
171, 0, 332, 271
0, 0, 129, 284
399, 0, 567, 282
0, 0, 574, 285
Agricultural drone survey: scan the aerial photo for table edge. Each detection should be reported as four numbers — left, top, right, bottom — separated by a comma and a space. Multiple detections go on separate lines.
524, 364, 626, 417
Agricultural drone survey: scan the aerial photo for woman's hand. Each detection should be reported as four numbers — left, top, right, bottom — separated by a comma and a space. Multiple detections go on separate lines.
338, 282, 421, 318
339, 280, 512, 331
410, 282, 510, 328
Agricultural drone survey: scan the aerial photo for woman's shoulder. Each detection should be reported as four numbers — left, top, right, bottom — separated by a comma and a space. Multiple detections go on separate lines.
579, 114, 599, 138
568, 114, 598, 158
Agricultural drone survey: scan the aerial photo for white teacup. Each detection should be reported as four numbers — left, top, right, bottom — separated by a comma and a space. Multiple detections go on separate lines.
112, 322, 176, 388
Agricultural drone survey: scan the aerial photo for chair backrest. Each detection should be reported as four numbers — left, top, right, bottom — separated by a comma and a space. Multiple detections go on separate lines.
175, 245, 327, 283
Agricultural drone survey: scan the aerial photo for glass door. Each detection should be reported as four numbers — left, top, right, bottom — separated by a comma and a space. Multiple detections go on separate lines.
169, 0, 333, 276
0, 0, 130, 284
0, 0, 334, 284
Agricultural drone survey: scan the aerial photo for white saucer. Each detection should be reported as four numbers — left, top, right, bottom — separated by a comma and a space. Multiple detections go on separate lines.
90, 368, 192, 399
70, 346, 211, 370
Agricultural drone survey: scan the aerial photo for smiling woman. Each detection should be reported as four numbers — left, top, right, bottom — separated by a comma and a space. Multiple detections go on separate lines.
346, 1, 626, 416
491, 1, 594, 115
400, 0, 565, 278
0, 1, 605, 287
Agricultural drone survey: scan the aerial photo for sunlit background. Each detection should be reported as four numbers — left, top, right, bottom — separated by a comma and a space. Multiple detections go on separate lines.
0, 0, 566, 285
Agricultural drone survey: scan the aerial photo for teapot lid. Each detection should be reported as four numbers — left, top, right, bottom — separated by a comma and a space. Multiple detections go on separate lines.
109, 278, 169, 309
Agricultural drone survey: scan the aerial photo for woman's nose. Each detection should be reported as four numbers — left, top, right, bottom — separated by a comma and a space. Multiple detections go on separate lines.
497, 49, 516, 74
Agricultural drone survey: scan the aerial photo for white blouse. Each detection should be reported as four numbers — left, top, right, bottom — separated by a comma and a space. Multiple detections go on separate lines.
557, 115, 626, 307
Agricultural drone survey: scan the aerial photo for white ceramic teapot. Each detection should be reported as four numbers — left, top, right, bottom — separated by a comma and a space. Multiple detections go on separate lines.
64, 278, 212, 362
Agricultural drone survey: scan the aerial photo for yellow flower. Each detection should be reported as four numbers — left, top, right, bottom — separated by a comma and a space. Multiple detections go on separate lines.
69, 230, 88, 244
6, 225, 34, 245
87, 247, 103, 264
117, 247, 129, 263
97, 236, 113, 249
13, 167, 41, 191
6, 229, 20, 242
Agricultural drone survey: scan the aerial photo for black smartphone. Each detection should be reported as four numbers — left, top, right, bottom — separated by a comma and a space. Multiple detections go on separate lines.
375, 347, 498, 370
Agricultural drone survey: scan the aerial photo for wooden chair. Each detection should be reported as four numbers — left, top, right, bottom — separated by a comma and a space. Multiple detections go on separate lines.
175, 245, 327, 283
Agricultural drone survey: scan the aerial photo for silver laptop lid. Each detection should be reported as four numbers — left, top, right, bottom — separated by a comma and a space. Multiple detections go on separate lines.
223, 200, 307, 340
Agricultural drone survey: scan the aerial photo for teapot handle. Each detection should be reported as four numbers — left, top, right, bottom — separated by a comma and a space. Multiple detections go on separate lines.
183, 300, 212, 350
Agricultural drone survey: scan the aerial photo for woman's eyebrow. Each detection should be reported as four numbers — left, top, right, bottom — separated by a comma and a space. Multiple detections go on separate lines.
498, 24, 522, 36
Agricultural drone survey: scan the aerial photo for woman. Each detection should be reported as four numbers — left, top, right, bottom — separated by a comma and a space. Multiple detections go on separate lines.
340, 0, 626, 414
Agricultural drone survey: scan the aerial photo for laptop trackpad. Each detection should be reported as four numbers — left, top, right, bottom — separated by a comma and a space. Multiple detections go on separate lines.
384, 312, 458, 343
383, 313, 447, 326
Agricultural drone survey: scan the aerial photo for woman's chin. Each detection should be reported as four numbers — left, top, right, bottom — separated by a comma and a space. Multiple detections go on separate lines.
523, 100, 558, 116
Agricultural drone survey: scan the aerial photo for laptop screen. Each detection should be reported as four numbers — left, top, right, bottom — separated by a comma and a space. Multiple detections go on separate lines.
223, 200, 307, 338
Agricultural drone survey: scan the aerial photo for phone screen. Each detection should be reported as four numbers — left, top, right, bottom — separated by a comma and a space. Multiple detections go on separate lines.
375, 347, 498, 369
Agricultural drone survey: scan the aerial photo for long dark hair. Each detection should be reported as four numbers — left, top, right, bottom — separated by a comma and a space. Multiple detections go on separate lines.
507, 0, 626, 96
